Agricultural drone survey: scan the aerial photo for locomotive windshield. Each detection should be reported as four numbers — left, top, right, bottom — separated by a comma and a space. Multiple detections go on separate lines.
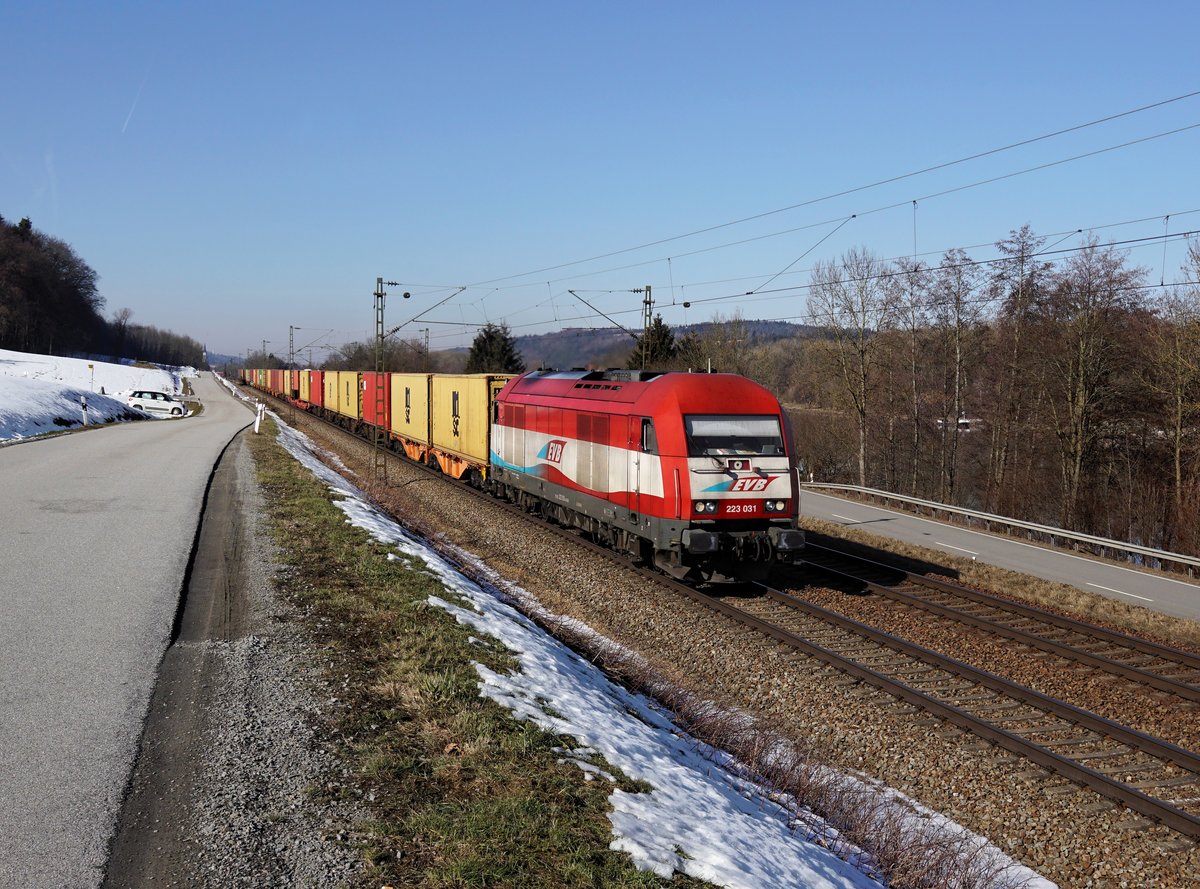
684, 415, 785, 457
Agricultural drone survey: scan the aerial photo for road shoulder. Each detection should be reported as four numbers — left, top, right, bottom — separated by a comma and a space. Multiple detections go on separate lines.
102, 432, 364, 887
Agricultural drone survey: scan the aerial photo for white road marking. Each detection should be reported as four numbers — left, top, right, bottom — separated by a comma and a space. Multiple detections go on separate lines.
935, 541, 978, 555
803, 491, 1200, 591
1087, 582, 1153, 602
831, 513, 858, 522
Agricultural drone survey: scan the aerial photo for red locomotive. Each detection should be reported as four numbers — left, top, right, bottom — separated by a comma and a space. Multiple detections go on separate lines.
489, 369, 804, 581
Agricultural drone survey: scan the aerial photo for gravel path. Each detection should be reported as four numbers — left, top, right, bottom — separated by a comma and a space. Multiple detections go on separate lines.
290, 411, 1200, 888
103, 434, 365, 888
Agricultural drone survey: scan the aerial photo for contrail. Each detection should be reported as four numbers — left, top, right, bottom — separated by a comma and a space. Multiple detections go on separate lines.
122, 68, 150, 134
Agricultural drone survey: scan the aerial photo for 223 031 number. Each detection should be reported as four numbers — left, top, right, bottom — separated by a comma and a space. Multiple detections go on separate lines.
722, 502, 757, 514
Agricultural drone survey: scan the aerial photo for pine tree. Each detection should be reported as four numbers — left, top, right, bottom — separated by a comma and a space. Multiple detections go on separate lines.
464, 322, 526, 373
627, 313, 676, 369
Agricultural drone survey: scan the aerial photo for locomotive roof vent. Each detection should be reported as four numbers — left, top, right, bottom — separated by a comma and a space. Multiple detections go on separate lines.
592, 369, 666, 383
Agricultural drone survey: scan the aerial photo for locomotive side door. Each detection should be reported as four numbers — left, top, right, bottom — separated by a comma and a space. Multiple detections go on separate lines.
630, 417, 657, 521
628, 416, 641, 520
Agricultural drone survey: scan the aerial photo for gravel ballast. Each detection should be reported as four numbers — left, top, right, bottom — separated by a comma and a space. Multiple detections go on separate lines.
283, 409, 1200, 887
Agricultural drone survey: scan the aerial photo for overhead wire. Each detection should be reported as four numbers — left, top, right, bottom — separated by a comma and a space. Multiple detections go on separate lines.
468, 123, 1200, 295
417, 224, 1200, 345
461, 90, 1200, 287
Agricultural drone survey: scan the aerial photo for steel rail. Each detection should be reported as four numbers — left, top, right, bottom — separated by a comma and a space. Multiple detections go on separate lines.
806, 540, 1200, 669
798, 541, 1200, 701
719, 586, 1200, 840
245, 384, 1200, 838
755, 583, 1200, 774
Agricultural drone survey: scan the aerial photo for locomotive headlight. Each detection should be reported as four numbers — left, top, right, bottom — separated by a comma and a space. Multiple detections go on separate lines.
693, 500, 717, 514
774, 500, 787, 512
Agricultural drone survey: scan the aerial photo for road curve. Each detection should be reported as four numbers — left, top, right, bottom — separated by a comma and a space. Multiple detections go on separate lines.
0, 373, 252, 889
801, 489, 1200, 622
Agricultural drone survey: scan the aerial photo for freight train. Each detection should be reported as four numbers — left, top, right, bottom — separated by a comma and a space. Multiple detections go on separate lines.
241, 367, 804, 581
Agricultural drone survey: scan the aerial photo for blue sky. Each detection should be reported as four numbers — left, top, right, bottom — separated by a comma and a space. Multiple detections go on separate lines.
4, 1, 1199, 359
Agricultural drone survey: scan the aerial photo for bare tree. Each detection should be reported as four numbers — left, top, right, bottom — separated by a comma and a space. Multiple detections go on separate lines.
930, 249, 984, 502
807, 248, 892, 486
1149, 241, 1200, 547
1037, 238, 1145, 527
884, 257, 932, 495
985, 225, 1054, 514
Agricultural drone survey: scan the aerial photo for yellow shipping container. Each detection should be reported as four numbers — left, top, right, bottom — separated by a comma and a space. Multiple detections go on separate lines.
389, 373, 432, 460
299, 370, 311, 404
430, 374, 513, 478
324, 372, 338, 411
334, 371, 362, 420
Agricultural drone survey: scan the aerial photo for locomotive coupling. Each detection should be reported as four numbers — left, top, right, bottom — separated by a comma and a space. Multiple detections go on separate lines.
682, 529, 720, 554
768, 527, 806, 552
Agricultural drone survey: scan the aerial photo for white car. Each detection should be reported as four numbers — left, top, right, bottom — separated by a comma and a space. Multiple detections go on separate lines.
127, 390, 186, 417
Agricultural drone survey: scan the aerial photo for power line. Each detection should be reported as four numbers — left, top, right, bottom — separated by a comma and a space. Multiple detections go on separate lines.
462, 90, 1200, 287
418, 226, 1200, 347
469, 123, 1200, 296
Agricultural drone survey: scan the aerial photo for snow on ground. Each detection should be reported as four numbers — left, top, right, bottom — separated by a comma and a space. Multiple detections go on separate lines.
0, 348, 196, 440
268, 410, 1057, 889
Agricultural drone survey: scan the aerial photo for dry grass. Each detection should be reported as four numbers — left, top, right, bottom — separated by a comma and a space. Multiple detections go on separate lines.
800, 516, 1200, 652
253, 406, 1038, 887
515, 612, 1036, 889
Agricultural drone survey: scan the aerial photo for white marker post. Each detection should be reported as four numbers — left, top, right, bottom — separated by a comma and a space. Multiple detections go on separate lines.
254, 402, 265, 434
80, 395, 89, 426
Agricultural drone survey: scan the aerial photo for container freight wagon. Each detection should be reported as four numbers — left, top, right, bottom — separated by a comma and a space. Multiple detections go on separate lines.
362, 372, 391, 431
429, 374, 513, 480
323, 372, 339, 414
490, 369, 803, 580
334, 371, 362, 422
388, 373, 433, 462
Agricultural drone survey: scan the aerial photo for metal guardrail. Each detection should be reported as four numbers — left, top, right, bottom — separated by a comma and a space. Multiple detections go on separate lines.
801, 483, 1200, 575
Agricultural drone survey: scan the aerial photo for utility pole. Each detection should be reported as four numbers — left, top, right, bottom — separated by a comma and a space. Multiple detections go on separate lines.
373, 277, 399, 483
421, 327, 430, 369
639, 284, 653, 371
288, 325, 297, 422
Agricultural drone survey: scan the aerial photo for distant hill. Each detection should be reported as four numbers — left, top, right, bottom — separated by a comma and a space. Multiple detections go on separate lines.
513, 319, 818, 370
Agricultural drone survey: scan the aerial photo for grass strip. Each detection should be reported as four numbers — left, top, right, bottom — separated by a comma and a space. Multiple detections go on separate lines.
247, 421, 707, 888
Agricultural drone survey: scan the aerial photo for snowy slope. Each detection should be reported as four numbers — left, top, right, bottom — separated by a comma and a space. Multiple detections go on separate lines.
0, 348, 197, 441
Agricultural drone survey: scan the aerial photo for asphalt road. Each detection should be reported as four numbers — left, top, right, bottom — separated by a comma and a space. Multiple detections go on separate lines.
801, 489, 1200, 622
0, 373, 251, 889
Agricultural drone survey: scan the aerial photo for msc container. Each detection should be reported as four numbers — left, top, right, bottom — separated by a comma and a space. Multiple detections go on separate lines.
388, 373, 432, 461
430, 374, 513, 478
362, 372, 391, 430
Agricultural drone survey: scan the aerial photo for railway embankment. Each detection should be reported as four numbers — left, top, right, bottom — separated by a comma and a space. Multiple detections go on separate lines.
278, 395, 1200, 888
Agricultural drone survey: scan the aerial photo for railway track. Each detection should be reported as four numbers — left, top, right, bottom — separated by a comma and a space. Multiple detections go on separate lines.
792, 539, 1200, 703
249, 388, 1200, 841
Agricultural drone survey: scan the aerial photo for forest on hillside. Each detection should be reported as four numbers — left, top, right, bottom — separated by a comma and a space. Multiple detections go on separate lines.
665, 228, 1199, 556
0, 215, 205, 366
